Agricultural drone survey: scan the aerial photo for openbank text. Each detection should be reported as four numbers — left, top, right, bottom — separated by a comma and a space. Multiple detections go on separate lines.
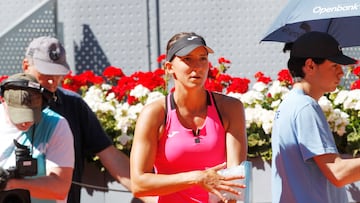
313, 3, 360, 15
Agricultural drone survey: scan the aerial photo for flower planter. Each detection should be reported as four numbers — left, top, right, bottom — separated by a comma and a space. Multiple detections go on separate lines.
249, 157, 272, 203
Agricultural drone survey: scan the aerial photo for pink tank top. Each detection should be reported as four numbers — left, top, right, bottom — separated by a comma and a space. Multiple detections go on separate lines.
154, 91, 226, 203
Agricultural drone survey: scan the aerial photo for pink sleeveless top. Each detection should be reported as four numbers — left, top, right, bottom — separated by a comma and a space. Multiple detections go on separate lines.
154, 91, 226, 203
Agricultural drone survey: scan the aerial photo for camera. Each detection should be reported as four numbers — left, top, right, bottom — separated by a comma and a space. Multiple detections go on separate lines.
7, 140, 38, 179
0, 140, 38, 203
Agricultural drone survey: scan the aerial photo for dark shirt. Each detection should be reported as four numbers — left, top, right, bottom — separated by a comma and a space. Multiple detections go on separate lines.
49, 87, 112, 203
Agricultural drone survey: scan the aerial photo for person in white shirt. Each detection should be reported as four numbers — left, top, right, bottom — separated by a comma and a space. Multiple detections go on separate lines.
0, 73, 74, 203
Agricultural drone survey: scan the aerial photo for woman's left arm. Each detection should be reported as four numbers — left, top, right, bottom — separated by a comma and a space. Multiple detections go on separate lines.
216, 94, 248, 203
221, 95, 248, 167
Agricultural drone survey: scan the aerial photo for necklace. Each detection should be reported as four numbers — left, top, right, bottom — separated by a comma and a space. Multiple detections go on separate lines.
192, 128, 201, 143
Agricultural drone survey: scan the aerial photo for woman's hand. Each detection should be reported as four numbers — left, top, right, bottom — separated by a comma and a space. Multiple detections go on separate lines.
198, 162, 246, 202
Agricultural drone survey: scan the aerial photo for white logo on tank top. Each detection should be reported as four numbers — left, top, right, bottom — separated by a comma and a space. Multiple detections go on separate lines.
168, 131, 179, 138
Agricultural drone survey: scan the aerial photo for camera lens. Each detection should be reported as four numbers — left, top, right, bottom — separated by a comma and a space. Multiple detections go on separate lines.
3, 194, 24, 203
0, 189, 30, 203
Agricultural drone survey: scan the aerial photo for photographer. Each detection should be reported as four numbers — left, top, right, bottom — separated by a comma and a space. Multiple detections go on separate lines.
0, 73, 74, 203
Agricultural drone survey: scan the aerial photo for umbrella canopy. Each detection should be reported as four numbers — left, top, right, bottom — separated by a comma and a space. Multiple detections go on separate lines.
261, 0, 360, 47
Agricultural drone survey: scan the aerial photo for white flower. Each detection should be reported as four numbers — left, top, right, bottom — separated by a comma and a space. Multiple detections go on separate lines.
101, 83, 112, 91
97, 101, 116, 113
227, 92, 243, 100
270, 99, 281, 109
240, 90, 264, 106
261, 110, 275, 134
318, 95, 349, 136
342, 89, 360, 110
130, 84, 150, 98
252, 82, 267, 92
267, 80, 290, 99
128, 103, 144, 120
333, 89, 349, 106
84, 86, 108, 112
328, 109, 349, 136
244, 107, 258, 128
319, 96, 333, 112
83, 85, 119, 115
145, 91, 165, 105
114, 103, 132, 131
118, 133, 133, 145
106, 92, 116, 101
244, 104, 274, 134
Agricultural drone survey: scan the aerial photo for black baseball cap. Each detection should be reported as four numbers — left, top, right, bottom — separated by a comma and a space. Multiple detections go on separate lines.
166, 34, 214, 61
290, 31, 356, 65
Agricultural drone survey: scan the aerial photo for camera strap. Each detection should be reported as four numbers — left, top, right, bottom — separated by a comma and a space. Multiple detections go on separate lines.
30, 125, 35, 155
0, 125, 36, 166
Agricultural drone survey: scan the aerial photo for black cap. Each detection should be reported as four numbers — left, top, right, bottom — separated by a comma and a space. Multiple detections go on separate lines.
166, 34, 214, 61
290, 31, 356, 65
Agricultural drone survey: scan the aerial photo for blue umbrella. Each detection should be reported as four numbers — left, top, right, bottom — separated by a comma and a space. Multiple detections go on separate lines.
261, 0, 360, 47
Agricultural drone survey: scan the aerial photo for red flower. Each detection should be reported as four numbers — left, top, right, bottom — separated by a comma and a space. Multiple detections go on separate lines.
226, 77, 250, 94
103, 66, 125, 79
254, 71, 272, 84
254, 71, 264, 80
153, 68, 165, 77
352, 66, 360, 77
78, 71, 103, 85
61, 70, 104, 93
208, 62, 213, 69
257, 76, 272, 84
277, 69, 293, 86
208, 66, 220, 79
217, 74, 233, 86
157, 54, 166, 63
127, 95, 138, 105
205, 79, 223, 92
350, 80, 360, 90
130, 71, 166, 91
62, 73, 83, 92
112, 76, 136, 101
218, 57, 231, 64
